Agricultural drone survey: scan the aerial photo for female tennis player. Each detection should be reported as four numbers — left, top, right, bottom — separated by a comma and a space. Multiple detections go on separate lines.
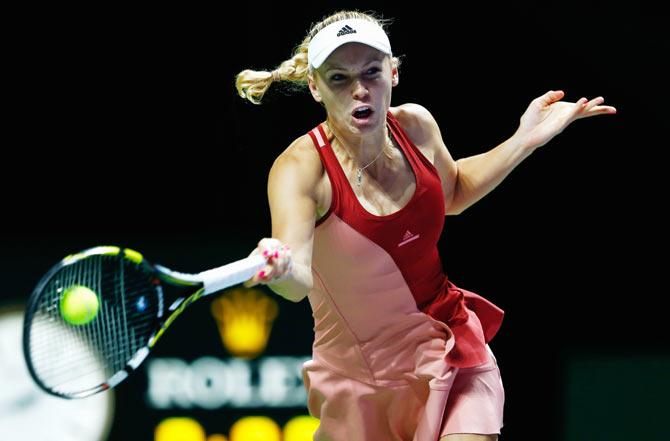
237, 10, 615, 441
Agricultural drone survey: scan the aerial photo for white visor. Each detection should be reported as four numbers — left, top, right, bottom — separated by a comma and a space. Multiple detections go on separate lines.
308, 18, 392, 69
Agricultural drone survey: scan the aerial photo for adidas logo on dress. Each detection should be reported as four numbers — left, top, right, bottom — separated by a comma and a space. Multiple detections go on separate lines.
336, 25, 357, 37
398, 230, 420, 247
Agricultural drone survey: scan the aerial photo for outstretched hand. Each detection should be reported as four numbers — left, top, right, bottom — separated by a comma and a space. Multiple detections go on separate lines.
513, 90, 616, 150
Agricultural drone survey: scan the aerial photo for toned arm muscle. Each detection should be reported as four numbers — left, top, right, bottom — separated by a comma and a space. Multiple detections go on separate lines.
263, 135, 322, 301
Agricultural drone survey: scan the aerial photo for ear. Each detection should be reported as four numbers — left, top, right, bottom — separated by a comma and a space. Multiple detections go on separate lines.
307, 74, 322, 103
391, 65, 399, 87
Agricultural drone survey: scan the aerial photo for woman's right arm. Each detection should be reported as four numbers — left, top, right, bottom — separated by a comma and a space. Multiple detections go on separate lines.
243, 135, 321, 302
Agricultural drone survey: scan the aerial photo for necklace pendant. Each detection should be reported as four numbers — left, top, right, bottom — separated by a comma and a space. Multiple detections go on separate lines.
356, 168, 362, 186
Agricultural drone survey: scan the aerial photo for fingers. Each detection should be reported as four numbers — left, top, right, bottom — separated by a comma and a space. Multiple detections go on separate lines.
575, 96, 617, 119
571, 96, 590, 118
537, 90, 565, 106
585, 96, 603, 110
539, 91, 616, 117
243, 238, 293, 288
584, 96, 617, 115
590, 105, 617, 115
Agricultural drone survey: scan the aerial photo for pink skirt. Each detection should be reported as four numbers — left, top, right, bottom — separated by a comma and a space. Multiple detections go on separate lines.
440, 343, 505, 436
302, 343, 505, 440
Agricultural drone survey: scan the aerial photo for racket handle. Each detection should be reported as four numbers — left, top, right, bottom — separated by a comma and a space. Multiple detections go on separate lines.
200, 254, 267, 295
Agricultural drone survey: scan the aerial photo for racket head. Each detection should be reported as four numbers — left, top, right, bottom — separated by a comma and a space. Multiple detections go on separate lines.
23, 246, 165, 398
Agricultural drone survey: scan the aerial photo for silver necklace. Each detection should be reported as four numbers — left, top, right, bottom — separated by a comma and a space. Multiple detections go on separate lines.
356, 142, 386, 187
327, 123, 394, 187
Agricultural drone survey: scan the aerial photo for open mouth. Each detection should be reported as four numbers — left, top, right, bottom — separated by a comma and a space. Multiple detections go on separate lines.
352, 106, 373, 119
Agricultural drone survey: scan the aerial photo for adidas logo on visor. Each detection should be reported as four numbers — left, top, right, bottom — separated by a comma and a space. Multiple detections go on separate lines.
336, 25, 357, 37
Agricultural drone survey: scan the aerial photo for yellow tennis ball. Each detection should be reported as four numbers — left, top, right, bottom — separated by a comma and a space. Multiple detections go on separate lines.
59, 285, 100, 325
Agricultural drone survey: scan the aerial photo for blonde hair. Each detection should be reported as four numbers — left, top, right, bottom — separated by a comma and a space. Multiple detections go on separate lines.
235, 10, 399, 105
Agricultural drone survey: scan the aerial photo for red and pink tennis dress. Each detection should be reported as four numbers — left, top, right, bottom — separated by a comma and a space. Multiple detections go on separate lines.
302, 111, 505, 440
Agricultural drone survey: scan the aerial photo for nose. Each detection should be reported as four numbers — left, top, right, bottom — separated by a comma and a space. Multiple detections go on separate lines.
351, 79, 369, 100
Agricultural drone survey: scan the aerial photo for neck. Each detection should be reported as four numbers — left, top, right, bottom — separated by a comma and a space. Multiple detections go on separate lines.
324, 118, 391, 169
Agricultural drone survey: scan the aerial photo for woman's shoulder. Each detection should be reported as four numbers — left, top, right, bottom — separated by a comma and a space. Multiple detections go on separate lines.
389, 103, 442, 145
279, 132, 322, 167
270, 132, 324, 191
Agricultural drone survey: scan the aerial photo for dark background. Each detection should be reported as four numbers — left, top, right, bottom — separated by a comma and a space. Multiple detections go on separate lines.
3, 2, 667, 440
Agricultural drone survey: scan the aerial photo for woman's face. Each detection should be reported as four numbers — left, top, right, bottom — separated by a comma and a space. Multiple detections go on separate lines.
309, 43, 398, 136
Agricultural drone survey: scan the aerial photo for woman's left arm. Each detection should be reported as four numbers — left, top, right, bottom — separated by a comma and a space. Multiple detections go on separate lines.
445, 90, 616, 214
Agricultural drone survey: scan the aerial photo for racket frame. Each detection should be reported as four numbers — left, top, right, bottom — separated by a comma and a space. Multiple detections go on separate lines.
23, 246, 265, 398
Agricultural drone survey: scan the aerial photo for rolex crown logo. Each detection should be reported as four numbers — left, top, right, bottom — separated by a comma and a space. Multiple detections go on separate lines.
210, 288, 279, 359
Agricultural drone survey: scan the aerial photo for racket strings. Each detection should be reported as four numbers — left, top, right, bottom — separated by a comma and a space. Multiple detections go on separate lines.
26, 254, 160, 396
30, 262, 157, 350
32, 263, 154, 384
29, 306, 155, 379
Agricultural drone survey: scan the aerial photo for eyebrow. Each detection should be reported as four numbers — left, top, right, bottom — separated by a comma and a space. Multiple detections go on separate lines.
325, 56, 385, 72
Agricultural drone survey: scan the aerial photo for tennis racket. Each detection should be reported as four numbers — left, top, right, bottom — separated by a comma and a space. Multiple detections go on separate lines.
22, 245, 266, 399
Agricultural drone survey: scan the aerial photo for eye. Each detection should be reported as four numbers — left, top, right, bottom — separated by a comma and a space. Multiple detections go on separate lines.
365, 67, 381, 76
330, 73, 346, 82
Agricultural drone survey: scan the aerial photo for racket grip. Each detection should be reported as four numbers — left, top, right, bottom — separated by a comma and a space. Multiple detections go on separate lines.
200, 254, 267, 295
